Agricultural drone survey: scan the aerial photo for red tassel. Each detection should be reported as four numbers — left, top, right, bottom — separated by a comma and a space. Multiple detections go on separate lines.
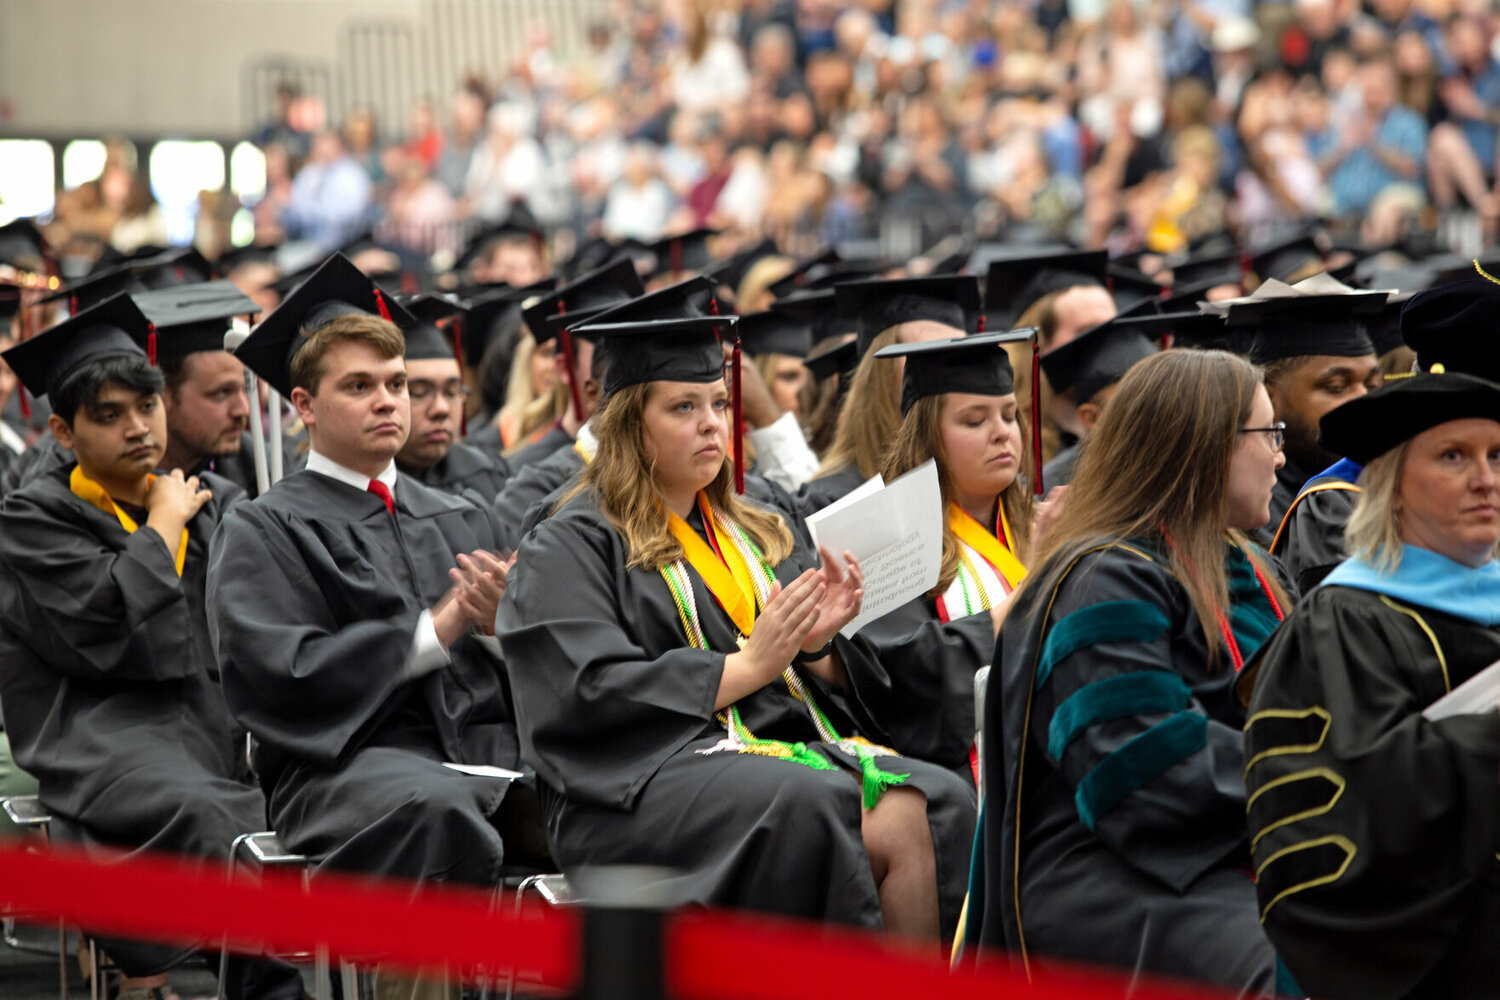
709, 297, 720, 316
373, 287, 392, 322
18, 388, 30, 422
555, 301, 586, 424
671, 239, 682, 276
69, 295, 78, 317
451, 319, 467, 437
1238, 252, 1253, 279
732, 337, 744, 494
146, 323, 157, 367
1030, 336, 1044, 498
976, 312, 986, 334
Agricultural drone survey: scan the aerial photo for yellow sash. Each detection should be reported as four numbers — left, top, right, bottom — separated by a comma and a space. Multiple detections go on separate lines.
948, 502, 1027, 590
665, 494, 761, 638
70, 466, 189, 577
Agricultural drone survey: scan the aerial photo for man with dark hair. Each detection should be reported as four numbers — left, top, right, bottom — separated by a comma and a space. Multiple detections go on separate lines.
0, 294, 303, 1000
208, 257, 542, 997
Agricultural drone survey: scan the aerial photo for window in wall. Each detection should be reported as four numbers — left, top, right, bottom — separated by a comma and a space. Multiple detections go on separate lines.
0, 141, 56, 222
149, 141, 227, 245
229, 142, 267, 205
62, 140, 107, 189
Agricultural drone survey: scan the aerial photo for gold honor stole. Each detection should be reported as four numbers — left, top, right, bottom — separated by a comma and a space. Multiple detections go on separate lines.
665, 494, 763, 637
69, 466, 189, 577
938, 502, 1027, 621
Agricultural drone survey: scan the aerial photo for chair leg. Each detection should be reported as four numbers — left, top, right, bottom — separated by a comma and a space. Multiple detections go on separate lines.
314, 945, 329, 1000
88, 938, 99, 1000
57, 922, 67, 1000
339, 960, 359, 1000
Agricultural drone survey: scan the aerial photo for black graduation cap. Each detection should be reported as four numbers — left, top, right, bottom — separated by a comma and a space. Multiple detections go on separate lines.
398, 293, 467, 362
767, 249, 842, 299
573, 315, 737, 397
1107, 265, 1165, 315
131, 281, 259, 367
1039, 316, 1159, 405
84, 243, 169, 278
1427, 252, 1500, 288
984, 249, 1107, 330
454, 211, 544, 273
803, 335, 858, 382
1250, 233, 1325, 285
1366, 291, 1412, 357
520, 259, 644, 345
834, 275, 981, 358
1170, 250, 1244, 292
3, 292, 151, 398
462, 277, 556, 362
1399, 277, 1500, 382
1135, 311, 1251, 354
234, 253, 417, 397
771, 289, 853, 344
0, 219, 46, 267
700, 239, 780, 293
738, 309, 812, 359
875, 329, 1036, 416
214, 243, 280, 277
572, 275, 721, 332
647, 228, 719, 278
1225, 293, 1386, 364
769, 258, 885, 299
1319, 371, 1500, 464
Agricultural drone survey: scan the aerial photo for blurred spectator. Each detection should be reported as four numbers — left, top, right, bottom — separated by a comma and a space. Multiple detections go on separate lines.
669, 2, 751, 112
343, 107, 386, 185
466, 102, 545, 222
252, 80, 312, 160
403, 98, 444, 171
601, 142, 675, 240
1317, 55, 1427, 243
1427, 15, 1500, 233
253, 141, 297, 245
101, 164, 168, 253
385, 148, 458, 256
437, 84, 489, 198
282, 129, 373, 250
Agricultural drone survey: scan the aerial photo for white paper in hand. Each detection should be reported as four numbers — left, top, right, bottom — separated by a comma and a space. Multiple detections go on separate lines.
805, 460, 944, 638
1422, 657, 1500, 721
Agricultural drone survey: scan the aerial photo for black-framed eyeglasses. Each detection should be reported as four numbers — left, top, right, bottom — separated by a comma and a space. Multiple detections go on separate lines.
1238, 422, 1286, 452
408, 381, 471, 403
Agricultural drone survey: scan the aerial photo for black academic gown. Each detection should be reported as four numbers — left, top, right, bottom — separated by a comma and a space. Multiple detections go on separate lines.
207, 469, 533, 888
1041, 441, 1082, 489
403, 440, 511, 504
850, 601, 993, 776
505, 424, 573, 472
492, 442, 585, 547
0, 433, 67, 496
800, 463, 869, 512
1262, 460, 1309, 549
972, 538, 1285, 995
1244, 585, 1500, 1000
0, 466, 301, 996
1269, 484, 1357, 592
496, 489, 976, 936
188, 431, 306, 500
464, 417, 505, 459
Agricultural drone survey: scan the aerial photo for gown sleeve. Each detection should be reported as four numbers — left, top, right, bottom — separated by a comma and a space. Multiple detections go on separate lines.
0, 486, 196, 682
1026, 548, 1252, 893
844, 599, 992, 770
1276, 486, 1357, 593
496, 511, 725, 810
205, 504, 427, 763
1244, 587, 1500, 1000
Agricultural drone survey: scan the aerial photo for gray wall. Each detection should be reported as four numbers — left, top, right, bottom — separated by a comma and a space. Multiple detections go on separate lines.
0, 0, 604, 140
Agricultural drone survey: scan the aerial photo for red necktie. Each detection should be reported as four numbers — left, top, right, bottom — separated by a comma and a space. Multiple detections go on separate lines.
367, 478, 395, 517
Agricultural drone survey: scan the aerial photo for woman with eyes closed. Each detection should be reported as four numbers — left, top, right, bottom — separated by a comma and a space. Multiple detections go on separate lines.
849, 333, 1040, 778
496, 314, 979, 946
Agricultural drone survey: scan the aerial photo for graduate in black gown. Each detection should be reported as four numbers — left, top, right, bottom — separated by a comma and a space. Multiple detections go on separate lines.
394, 294, 511, 501
849, 333, 1037, 776
1243, 372, 1500, 1000
963, 348, 1292, 996
0, 295, 302, 1000
1271, 275, 1500, 591
497, 311, 977, 944
208, 256, 544, 906
804, 277, 982, 509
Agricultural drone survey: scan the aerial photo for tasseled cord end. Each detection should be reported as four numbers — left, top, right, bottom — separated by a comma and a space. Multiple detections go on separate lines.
146, 322, 157, 367
858, 748, 910, 810
715, 298, 744, 494
1030, 334, 1044, 498
372, 287, 393, 323
555, 301, 587, 425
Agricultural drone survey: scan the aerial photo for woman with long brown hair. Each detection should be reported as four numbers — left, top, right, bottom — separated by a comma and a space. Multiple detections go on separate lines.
848, 333, 1035, 776
497, 312, 978, 944
805, 276, 982, 508
961, 349, 1292, 994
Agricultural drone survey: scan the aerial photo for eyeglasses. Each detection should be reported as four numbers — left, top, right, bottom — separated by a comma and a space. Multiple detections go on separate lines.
1238, 421, 1286, 452
408, 381, 471, 403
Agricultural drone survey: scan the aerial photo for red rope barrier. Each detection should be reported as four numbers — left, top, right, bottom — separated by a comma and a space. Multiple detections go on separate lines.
0, 842, 578, 987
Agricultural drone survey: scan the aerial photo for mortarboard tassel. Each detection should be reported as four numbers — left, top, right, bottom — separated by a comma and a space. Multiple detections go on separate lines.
976, 312, 986, 334
146, 322, 157, 367
450, 317, 467, 437
671, 239, 683, 277
69, 295, 78, 317
372, 287, 393, 322
555, 300, 586, 424
732, 335, 745, 495
1030, 335, 1044, 498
